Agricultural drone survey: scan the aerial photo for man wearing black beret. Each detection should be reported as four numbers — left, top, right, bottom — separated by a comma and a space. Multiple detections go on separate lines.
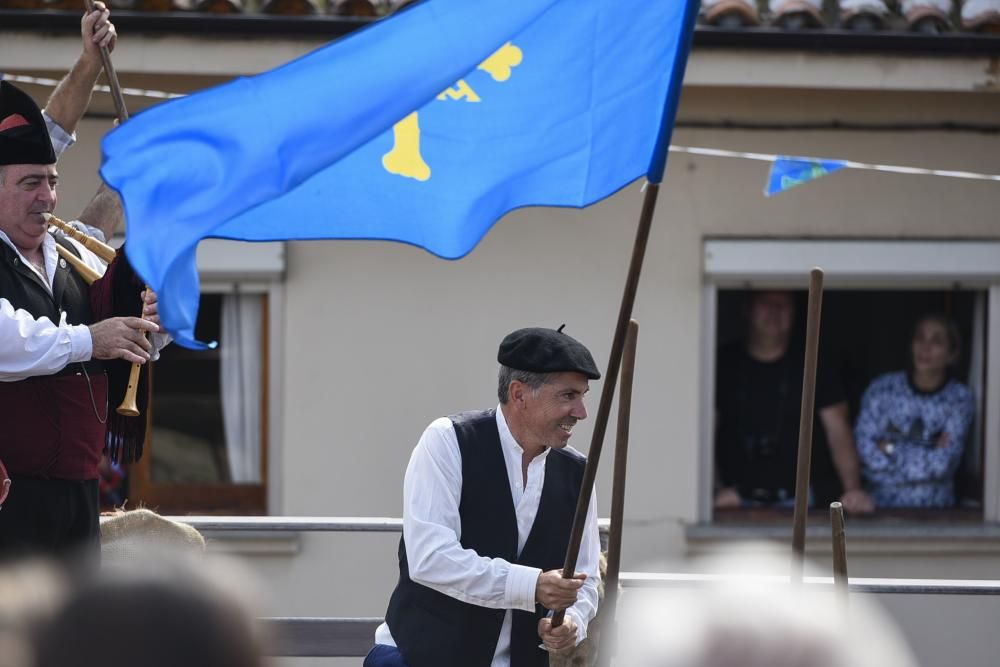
366, 326, 602, 667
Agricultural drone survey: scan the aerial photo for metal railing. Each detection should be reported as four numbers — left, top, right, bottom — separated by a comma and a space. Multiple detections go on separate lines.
149, 516, 1000, 657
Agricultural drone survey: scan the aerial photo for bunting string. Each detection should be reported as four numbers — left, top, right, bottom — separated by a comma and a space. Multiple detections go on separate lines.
670, 145, 1000, 188
2, 72, 184, 100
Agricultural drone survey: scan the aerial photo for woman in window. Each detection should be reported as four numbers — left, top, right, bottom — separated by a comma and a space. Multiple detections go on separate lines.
855, 314, 974, 508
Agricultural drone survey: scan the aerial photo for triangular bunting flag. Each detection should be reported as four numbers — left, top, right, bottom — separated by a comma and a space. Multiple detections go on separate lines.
765, 156, 848, 196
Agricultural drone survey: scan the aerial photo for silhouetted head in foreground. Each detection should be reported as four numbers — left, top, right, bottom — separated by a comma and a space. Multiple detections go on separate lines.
615, 546, 918, 667
34, 554, 266, 667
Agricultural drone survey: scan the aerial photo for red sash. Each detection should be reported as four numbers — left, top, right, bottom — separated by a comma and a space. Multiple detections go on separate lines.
0, 373, 107, 480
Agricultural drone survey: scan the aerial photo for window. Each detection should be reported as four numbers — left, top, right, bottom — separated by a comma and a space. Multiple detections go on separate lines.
700, 239, 1000, 523
101, 239, 284, 515
122, 293, 269, 514
713, 288, 984, 518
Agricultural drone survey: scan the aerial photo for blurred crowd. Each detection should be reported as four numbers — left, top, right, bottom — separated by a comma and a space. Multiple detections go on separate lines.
0, 509, 267, 667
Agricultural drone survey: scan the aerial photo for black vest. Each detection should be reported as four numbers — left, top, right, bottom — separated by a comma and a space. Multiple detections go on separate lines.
0, 234, 102, 376
385, 409, 586, 667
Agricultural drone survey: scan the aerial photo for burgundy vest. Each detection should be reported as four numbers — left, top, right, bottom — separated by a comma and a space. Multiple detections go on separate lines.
0, 236, 106, 480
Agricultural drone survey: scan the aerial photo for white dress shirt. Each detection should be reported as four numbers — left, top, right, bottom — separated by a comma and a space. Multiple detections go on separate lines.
43, 110, 76, 159
0, 229, 106, 380
0, 230, 168, 381
375, 405, 601, 667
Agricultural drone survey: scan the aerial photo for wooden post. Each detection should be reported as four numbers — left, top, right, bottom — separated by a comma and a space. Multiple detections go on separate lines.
831, 501, 848, 593
791, 268, 824, 581
597, 320, 638, 667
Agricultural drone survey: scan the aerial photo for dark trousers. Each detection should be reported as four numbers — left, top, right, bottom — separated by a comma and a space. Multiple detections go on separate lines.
0, 476, 99, 561
364, 644, 409, 667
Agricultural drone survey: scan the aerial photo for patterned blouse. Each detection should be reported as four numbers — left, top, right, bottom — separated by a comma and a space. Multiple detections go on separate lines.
855, 371, 974, 508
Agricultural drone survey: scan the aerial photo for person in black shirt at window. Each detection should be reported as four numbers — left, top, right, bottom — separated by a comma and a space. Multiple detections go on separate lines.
714, 291, 874, 513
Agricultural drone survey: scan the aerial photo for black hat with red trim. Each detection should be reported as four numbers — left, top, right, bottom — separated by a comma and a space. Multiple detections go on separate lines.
0, 81, 56, 166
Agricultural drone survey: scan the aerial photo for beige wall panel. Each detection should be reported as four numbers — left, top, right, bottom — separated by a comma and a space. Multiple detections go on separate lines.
681, 87, 1000, 124
668, 127, 1000, 239
279, 181, 705, 571
50, 117, 111, 222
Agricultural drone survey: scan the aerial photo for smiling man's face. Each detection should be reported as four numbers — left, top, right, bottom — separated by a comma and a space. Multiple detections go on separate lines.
516, 371, 590, 450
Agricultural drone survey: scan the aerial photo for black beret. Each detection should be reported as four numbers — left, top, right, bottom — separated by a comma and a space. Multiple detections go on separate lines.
0, 81, 56, 167
497, 326, 600, 380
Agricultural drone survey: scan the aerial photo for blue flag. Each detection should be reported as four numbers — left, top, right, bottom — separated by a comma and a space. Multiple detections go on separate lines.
765, 156, 848, 197
101, 0, 699, 348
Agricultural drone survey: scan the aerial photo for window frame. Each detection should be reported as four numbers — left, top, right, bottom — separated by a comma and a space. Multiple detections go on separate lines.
699, 239, 1000, 524
118, 239, 285, 516
984, 286, 1000, 522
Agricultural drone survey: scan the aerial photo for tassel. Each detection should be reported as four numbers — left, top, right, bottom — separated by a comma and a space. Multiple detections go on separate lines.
91, 248, 151, 463
104, 358, 150, 464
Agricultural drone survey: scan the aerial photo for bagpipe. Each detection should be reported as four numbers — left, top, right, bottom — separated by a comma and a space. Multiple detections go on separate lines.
47, 213, 152, 465
50, 0, 156, 465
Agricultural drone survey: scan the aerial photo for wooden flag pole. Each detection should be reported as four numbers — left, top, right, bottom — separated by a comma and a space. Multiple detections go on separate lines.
548, 0, 701, 627
791, 267, 825, 581
550, 183, 659, 628
83, 0, 153, 418
85, 0, 129, 123
596, 319, 638, 667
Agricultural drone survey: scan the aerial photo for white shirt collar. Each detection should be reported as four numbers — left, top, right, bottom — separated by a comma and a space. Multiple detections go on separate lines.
0, 228, 53, 287
495, 403, 550, 463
